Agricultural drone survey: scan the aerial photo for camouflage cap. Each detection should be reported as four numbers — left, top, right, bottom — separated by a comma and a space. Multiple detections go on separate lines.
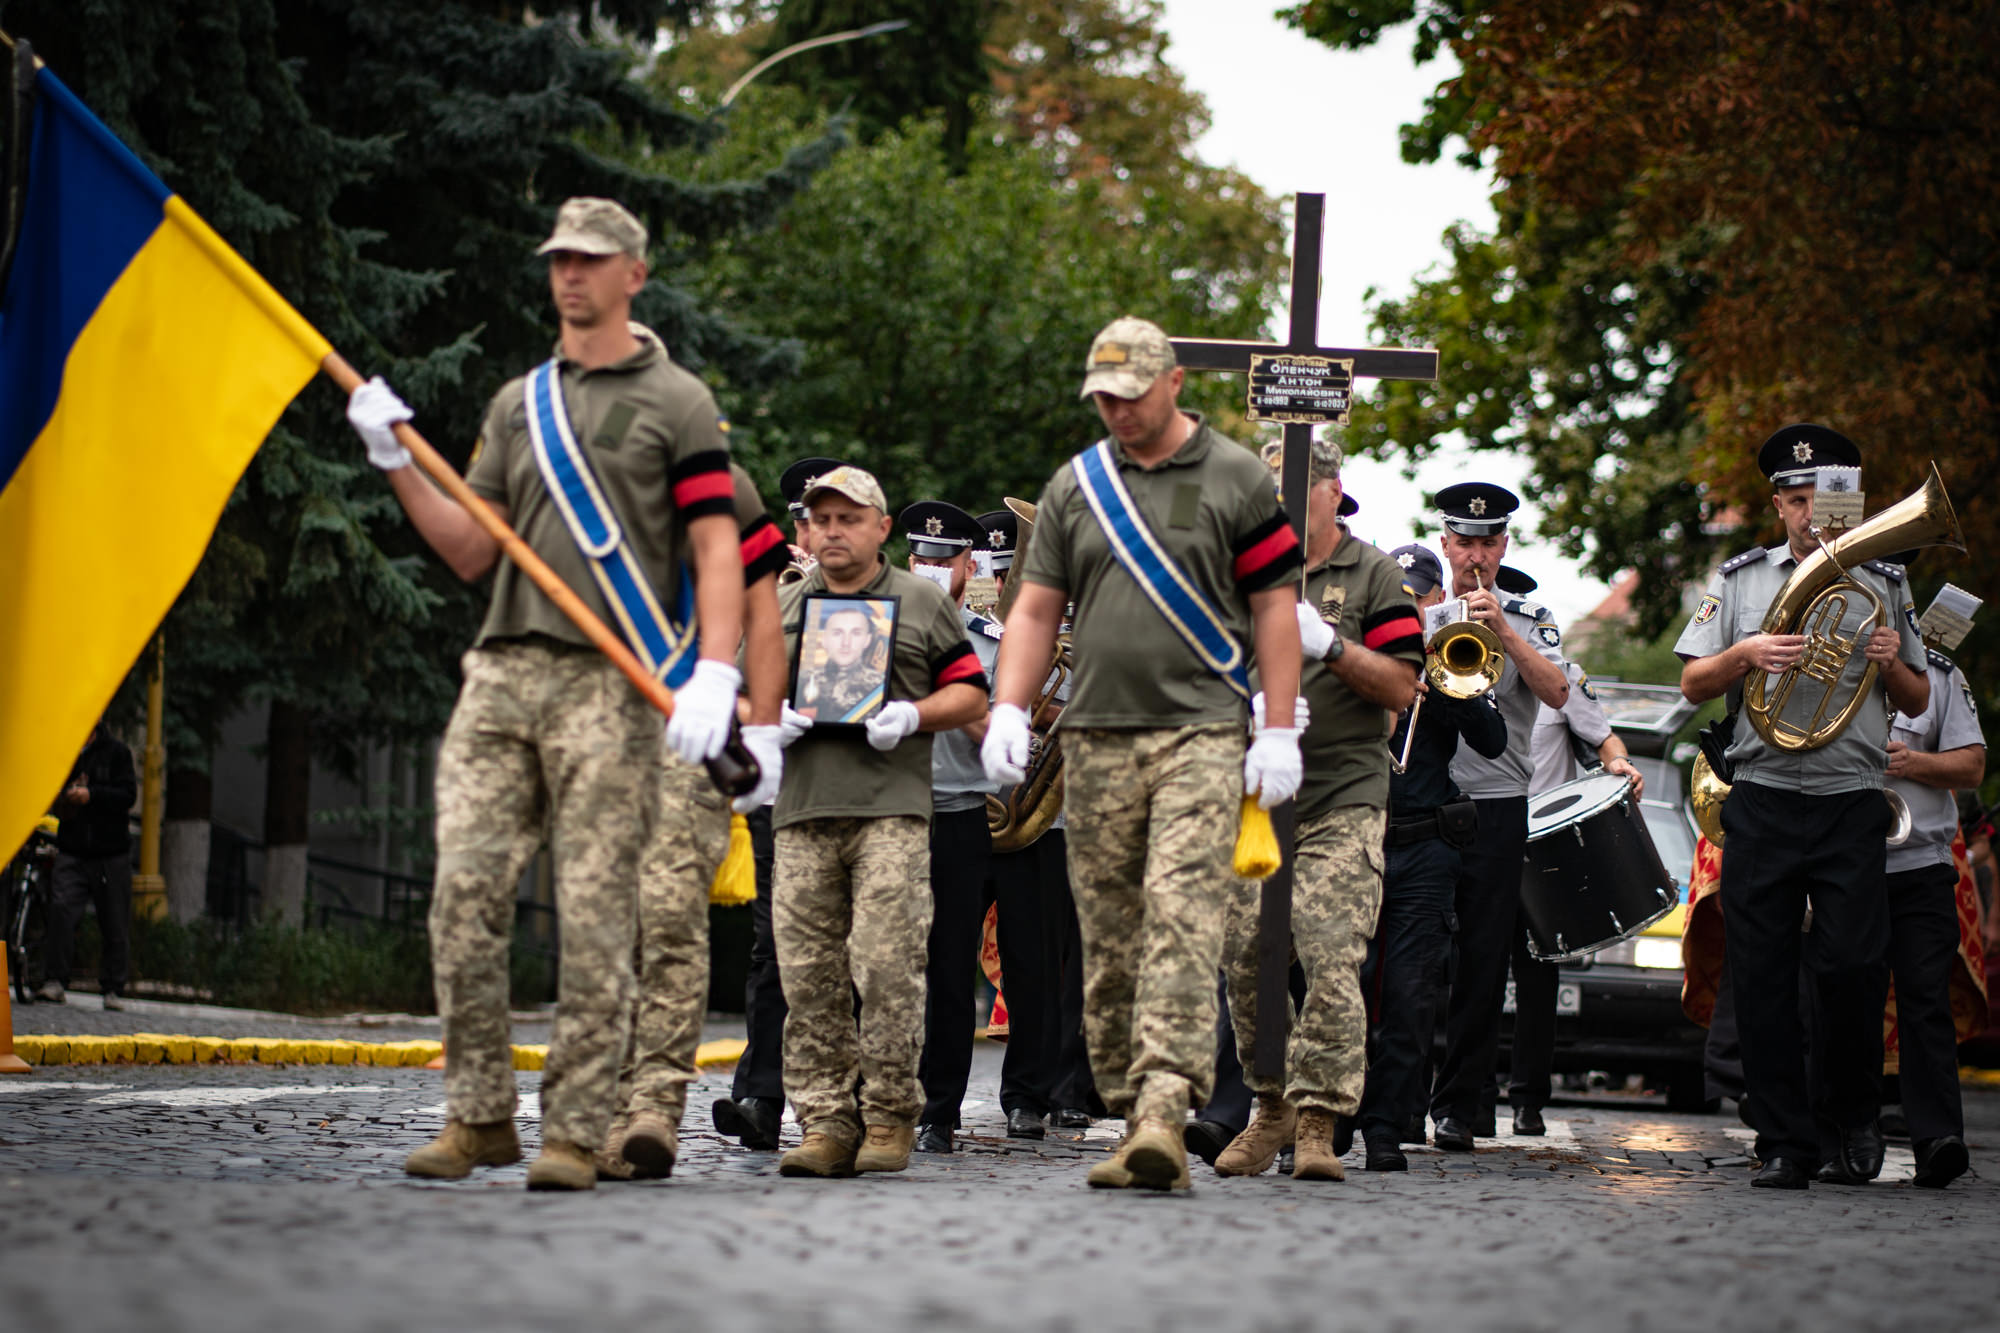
536, 197, 648, 260
801, 464, 888, 514
1079, 316, 1177, 400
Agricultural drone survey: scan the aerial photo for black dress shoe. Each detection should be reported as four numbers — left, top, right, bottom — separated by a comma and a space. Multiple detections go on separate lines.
1913, 1135, 1969, 1189
1183, 1118, 1235, 1167
1364, 1136, 1408, 1172
1005, 1108, 1047, 1140
711, 1096, 782, 1150
1879, 1107, 1910, 1142
1433, 1117, 1475, 1152
1402, 1114, 1428, 1146
915, 1123, 954, 1154
1512, 1105, 1546, 1137
1845, 1120, 1885, 1181
1332, 1114, 1355, 1157
1472, 1114, 1497, 1138
1053, 1107, 1092, 1130
1751, 1157, 1811, 1189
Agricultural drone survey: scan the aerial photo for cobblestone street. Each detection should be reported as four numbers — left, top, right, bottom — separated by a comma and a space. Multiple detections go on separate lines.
2, 1009, 1995, 1333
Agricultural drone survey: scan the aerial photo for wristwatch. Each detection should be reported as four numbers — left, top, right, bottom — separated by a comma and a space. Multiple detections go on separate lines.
1325, 628, 1345, 662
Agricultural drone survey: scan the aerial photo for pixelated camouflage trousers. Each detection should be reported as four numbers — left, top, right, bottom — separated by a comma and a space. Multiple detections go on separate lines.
429, 640, 656, 1150
1063, 725, 1243, 1124
773, 815, 931, 1146
612, 751, 732, 1132
1222, 803, 1386, 1116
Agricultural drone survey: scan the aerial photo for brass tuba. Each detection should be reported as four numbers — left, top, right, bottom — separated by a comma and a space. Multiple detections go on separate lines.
987, 496, 1070, 851
1690, 749, 1913, 848
1390, 572, 1505, 774
1744, 463, 1964, 752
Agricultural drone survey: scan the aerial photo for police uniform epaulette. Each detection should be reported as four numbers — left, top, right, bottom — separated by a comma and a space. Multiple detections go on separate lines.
1719, 547, 1768, 576
1925, 646, 1955, 674
1861, 558, 1905, 582
1503, 595, 1550, 621
967, 614, 1002, 641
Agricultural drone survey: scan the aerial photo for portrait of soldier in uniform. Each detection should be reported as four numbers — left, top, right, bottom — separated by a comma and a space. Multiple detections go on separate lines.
796, 595, 897, 724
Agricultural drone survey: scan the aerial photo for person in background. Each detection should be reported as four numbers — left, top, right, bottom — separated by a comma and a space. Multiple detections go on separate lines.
39, 720, 137, 1009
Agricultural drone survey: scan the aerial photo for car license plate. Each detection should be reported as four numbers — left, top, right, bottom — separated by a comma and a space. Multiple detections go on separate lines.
1502, 980, 1582, 1016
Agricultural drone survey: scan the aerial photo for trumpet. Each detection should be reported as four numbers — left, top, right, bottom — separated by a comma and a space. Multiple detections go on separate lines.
1390, 570, 1505, 775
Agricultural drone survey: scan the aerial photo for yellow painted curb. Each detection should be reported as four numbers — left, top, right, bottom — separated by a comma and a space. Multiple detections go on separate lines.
15, 1033, 748, 1070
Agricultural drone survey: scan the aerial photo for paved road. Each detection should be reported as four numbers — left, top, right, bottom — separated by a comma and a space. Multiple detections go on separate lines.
1, 1037, 1993, 1332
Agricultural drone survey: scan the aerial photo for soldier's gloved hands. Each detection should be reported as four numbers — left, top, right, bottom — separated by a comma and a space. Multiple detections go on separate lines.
1295, 602, 1337, 660
666, 660, 742, 764
1243, 726, 1303, 810
982, 703, 1032, 784
347, 377, 414, 471
732, 724, 784, 812
1251, 691, 1310, 733
865, 700, 921, 752
778, 702, 814, 748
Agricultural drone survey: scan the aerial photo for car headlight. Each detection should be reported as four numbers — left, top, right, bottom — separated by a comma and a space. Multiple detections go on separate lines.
1632, 936, 1682, 969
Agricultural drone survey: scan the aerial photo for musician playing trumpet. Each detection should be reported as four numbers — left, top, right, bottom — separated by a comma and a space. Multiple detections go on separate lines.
1674, 424, 1929, 1190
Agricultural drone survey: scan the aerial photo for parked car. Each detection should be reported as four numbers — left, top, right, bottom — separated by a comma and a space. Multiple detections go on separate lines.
1497, 681, 1716, 1110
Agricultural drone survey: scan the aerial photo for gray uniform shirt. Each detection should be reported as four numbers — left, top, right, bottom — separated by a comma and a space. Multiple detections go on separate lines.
931, 608, 1002, 813
1886, 654, 1986, 873
1673, 544, 1925, 794
1529, 661, 1614, 796
1451, 594, 1571, 800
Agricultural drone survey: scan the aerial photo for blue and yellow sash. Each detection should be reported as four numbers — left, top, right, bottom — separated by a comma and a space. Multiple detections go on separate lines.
524, 360, 698, 686
1070, 438, 1250, 701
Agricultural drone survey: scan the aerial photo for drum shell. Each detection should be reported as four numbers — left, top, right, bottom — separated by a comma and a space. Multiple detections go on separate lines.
1519, 780, 1679, 963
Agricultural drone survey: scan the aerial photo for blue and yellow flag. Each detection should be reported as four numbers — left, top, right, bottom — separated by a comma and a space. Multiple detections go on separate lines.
0, 67, 331, 862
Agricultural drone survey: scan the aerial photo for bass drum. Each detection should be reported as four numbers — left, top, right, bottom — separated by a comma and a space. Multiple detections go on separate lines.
1519, 772, 1679, 963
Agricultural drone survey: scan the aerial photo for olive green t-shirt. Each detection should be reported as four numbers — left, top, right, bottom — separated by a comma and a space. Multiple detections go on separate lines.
773, 557, 989, 829
464, 332, 734, 650
1017, 417, 1301, 728
1292, 526, 1425, 819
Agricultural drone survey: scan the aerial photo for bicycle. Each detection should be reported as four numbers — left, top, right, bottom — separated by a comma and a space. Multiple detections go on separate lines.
4, 816, 58, 1004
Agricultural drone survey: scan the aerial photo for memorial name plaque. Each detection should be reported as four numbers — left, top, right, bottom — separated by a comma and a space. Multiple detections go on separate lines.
1246, 353, 1354, 424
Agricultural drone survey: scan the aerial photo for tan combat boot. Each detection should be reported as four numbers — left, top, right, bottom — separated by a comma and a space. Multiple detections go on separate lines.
779, 1131, 858, 1178
403, 1118, 522, 1179
1122, 1116, 1192, 1191
1292, 1108, 1346, 1181
1086, 1125, 1135, 1189
526, 1139, 597, 1191
1213, 1094, 1295, 1176
618, 1110, 678, 1180
853, 1124, 915, 1173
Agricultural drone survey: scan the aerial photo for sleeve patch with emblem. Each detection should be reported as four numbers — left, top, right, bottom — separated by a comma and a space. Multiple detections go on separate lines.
1692, 595, 1719, 626
1535, 623, 1561, 648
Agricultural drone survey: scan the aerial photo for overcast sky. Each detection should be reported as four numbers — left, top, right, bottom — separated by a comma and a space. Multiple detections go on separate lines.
1155, 0, 1614, 629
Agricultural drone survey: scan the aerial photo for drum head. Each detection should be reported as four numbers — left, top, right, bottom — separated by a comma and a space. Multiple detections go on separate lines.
1526, 772, 1632, 841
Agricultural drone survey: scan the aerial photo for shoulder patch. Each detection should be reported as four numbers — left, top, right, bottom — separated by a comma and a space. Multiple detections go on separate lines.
1719, 547, 1768, 576
1577, 672, 1598, 701
1691, 595, 1720, 626
1926, 647, 1955, 674
1503, 595, 1549, 621
1862, 558, 1905, 582
1535, 623, 1562, 649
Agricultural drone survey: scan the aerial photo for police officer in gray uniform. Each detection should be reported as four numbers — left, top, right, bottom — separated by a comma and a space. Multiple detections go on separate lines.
1879, 634, 1986, 1187
904, 500, 1007, 1153
1675, 423, 1929, 1189
1426, 485, 1572, 1150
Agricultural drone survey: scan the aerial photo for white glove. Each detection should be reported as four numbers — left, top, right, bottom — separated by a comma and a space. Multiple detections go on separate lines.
864, 700, 921, 752
665, 659, 741, 764
1295, 601, 1337, 660
777, 702, 814, 748
732, 725, 784, 813
347, 376, 414, 471
1243, 726, 1303, 810
1251, 691, 1310, 733
982, 703, 1032, 784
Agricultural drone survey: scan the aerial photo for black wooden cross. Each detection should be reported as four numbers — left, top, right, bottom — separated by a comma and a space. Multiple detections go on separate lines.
1167, 192, 1439, 1079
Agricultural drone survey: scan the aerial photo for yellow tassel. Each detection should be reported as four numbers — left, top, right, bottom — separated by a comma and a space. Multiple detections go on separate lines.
1232, 795, 1281, 879
709, 813, 757, 905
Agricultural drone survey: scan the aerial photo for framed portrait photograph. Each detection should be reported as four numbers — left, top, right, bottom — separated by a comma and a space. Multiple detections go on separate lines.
792, 592, 900, 728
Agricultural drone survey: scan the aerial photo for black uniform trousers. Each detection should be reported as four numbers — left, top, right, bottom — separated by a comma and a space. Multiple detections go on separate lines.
1431, 795, 1529, 1125
1361, 834, 1460, 1142
1720, 780, 1890, 1168
730, 806, 787, 1104
1506, 926, 1560, 1112
987, 831, 1069, 1117
1883, 862, 1964, 1144
1044, 832, 1098, 1115
917, 807, 996, 1128
45, 852, 131, 994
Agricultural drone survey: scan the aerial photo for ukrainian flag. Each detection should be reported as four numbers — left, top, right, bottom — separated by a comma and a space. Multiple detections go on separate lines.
0, 66, 330, 862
